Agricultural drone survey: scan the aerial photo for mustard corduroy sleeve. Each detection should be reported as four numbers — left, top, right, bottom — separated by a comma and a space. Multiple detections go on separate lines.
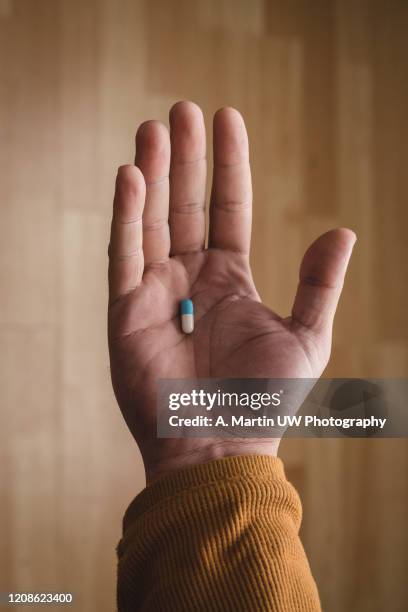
117, 455, 321, 611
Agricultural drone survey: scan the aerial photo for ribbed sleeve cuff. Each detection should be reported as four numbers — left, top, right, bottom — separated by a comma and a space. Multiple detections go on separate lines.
122, 454, 291, 531
117, 455, 320, 611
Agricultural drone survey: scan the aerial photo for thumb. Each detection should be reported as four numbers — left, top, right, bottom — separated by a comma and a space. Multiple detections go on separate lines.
291, 228, 356, 334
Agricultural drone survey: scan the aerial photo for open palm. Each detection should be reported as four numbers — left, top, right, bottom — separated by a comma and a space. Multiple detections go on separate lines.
108, 102, 355, 480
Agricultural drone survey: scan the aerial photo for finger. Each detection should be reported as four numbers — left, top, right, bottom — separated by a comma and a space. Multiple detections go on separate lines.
108, 165, 146, 303
135, 120, 171, 267
292, 228, 357, 333
169, 101, 206, 255
209, 107, 252, 254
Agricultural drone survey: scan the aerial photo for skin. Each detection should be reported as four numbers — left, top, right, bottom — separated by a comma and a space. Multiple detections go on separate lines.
108, 101, 356, 483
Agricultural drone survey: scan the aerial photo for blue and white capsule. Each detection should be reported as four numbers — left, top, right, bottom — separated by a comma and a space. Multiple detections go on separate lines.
180, 299, 194, 334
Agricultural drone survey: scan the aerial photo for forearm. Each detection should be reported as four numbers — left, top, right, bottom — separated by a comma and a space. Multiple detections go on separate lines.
117, 455, 321, 611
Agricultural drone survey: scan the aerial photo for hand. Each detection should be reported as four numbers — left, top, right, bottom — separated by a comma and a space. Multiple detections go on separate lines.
108, 101, 356, 483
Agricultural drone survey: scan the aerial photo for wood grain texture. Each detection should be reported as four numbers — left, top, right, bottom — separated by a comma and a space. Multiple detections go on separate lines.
0, 1, 407, 610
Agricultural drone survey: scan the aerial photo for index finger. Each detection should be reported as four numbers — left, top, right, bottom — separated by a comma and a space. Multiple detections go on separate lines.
208, 108, 252, 255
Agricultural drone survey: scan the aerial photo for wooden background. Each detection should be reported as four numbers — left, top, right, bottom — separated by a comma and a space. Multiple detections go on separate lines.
1, 1, 407, 610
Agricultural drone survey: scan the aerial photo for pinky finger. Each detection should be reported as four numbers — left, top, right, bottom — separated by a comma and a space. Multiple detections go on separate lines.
108, 165, 146, 304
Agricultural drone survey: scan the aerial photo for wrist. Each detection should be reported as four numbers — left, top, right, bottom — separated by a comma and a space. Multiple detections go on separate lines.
144, 438, 281, 485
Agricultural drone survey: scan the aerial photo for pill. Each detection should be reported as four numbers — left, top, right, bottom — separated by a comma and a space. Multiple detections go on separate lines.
180, 299, 194, 334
